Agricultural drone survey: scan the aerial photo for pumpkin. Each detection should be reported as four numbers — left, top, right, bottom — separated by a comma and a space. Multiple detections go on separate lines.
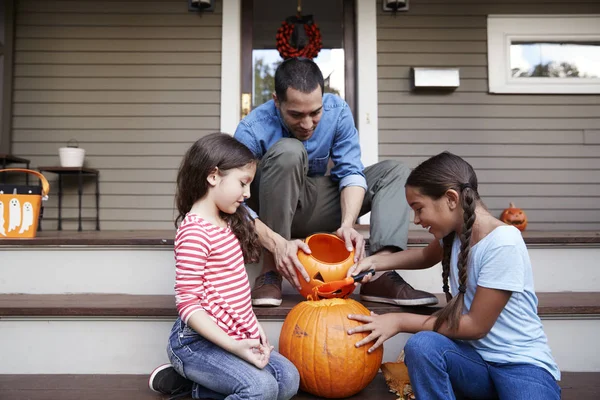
500, 202, 528, 231
279, 298, 383, 398
297, 233, 355, 299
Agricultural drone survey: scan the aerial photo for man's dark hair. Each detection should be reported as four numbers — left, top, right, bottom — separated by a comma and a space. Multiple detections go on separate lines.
274, 57, 324, 102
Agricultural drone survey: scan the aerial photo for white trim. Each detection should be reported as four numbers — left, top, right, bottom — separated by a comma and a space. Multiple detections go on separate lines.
356, 0, 379, 225
487, 15, 600, 94
220, 0, 242, 135
356, 0, 379, 167
220, 1, 379, 158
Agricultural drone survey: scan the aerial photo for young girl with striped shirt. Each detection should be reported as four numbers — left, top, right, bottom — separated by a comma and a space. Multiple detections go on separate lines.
149, 133, 299, 400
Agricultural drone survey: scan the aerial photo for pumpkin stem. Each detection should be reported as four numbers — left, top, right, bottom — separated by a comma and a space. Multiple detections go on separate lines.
509, 202, 516, 208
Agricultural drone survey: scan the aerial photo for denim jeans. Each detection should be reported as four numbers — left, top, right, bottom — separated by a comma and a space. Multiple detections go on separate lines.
247, 138, 411, 252
404, 331, 561, 400
168, 318, 300, 400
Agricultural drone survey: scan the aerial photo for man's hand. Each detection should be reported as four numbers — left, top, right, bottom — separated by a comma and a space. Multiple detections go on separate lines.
273, 237, 311, 290
336, 226, 366, 262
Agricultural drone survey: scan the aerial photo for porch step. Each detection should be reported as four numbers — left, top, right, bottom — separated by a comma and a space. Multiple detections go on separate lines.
0, 293, 599, 374
2, 231, 599, 375
2, 245, 599, 294
0, 372, 597, 400
1, 292, 600, 318
2, 230, 599, 295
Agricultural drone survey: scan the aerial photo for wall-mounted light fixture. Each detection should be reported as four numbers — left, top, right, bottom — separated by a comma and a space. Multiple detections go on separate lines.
188, 0, 214, 12
411, 68, 460, 91
383, 0, 409, 12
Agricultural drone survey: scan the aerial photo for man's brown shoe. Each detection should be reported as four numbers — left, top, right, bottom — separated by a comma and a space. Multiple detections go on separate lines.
251, 271, 283, 307
360, 271, 439, 306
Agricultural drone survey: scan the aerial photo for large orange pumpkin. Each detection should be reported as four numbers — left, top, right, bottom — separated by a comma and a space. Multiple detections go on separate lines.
279, 298, 383, 398
297, 233, 355, 299
500, 202, 528, 231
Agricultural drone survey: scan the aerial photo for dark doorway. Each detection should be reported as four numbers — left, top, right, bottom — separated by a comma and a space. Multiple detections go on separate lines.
241, 0, 356, 118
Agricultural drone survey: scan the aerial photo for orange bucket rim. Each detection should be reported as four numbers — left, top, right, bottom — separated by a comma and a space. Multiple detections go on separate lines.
302, 233, 354, 266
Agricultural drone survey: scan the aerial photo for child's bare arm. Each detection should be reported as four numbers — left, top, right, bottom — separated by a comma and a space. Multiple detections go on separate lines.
348, 286, 511, 352
186, 310, 240, 352
346, 240, 443, 279
186, 310, 267, 368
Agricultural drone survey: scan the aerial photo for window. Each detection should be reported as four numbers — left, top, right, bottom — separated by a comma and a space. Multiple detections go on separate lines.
487, 15, 600, 94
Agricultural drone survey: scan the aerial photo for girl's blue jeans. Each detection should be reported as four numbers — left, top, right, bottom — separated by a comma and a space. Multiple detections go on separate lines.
404, 331, 561, 400
167, 318, 300, 400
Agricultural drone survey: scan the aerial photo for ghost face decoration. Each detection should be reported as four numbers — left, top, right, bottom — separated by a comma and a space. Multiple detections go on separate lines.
19, 202, 34, 234
8, 198, 21, 233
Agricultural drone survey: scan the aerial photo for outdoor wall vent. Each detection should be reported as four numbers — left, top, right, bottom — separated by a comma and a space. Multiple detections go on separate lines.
383, 0, 409, 12
188, 0, 214, 12
411, 68, 460, 91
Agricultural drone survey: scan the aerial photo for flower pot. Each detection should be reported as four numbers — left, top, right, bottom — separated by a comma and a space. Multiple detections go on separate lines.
59, 140, 85, 168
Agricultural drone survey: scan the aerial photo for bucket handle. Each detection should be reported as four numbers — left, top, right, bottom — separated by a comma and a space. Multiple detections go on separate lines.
0, 169, 50, 198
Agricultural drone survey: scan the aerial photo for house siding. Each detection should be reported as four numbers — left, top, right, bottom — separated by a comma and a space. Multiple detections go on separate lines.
11, 0, 222, 230
377, 0, 600, 230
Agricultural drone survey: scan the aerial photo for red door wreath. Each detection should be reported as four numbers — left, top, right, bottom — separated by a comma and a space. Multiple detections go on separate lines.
276, 14, 322, 60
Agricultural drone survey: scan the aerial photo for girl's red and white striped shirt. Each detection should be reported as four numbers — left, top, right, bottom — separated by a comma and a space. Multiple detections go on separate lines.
174, 214, 259, 340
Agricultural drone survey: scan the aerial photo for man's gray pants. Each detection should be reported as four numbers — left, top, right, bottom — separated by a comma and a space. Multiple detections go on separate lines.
247, 138, 411, 253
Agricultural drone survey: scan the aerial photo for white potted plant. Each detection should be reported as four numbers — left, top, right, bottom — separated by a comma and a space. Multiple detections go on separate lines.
59, 139, 86, 168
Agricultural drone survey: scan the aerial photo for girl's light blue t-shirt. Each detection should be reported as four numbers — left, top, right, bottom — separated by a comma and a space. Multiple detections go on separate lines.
447, 225, 560, 380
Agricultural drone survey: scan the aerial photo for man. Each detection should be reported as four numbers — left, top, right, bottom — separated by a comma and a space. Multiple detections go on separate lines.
234, 57, 437, 307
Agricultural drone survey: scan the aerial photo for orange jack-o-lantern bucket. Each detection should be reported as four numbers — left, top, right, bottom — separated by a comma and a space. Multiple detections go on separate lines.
0, 169, 50, 239
297, 233, 355, 299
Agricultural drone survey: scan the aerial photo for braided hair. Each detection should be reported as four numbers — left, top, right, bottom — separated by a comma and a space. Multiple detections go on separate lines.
406, 152, 480, 332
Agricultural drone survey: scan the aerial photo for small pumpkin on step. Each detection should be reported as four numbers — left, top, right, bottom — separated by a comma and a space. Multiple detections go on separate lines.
500, 202, 528, 231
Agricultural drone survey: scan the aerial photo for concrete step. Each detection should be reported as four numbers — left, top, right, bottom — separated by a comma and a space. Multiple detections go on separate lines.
0, 372, 597, 400
2, 242, 599, 295
0, 293, 598, 374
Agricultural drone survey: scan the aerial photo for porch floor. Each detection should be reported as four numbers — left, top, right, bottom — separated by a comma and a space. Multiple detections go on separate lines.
0, 372, 597, 400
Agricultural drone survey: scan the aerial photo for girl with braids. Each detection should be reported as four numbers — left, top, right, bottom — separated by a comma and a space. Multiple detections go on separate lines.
149, 133, 299, 400
347, 152, 560, 399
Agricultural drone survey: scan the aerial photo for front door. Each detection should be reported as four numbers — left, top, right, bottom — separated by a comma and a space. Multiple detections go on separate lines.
240, 0, 356, 119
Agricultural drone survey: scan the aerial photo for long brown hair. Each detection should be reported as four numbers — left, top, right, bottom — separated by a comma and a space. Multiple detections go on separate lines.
406, 152, 480, 333
175, 133, 261, 263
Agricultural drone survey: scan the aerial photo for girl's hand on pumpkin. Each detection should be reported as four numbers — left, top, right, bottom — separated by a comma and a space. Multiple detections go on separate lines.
273, 238, 311, 290
235, 339, 271, 369
347, 312, 400, 353
335, 226, 366, 262
346, 256, 377, 282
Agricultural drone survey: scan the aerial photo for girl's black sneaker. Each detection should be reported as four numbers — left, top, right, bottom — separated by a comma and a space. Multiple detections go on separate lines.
149, 363, 193, 399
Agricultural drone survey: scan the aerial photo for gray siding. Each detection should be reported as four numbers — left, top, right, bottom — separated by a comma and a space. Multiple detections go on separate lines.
11, 0, 222, 230
377, 0, 600, 231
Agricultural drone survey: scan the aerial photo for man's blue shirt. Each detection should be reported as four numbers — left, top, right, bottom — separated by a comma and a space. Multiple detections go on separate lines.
234, 93, 367, 192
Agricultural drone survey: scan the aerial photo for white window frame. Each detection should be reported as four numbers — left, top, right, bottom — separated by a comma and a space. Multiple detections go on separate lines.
487, 15, 600, 94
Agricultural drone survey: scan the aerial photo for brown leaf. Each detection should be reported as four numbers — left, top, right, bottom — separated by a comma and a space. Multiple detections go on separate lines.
381, 360, 415, 400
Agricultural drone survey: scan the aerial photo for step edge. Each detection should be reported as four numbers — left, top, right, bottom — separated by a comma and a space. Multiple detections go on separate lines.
2, 293, 600, 318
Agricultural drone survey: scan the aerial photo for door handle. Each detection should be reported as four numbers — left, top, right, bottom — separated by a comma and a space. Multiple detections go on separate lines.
241, 93, 251, 119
